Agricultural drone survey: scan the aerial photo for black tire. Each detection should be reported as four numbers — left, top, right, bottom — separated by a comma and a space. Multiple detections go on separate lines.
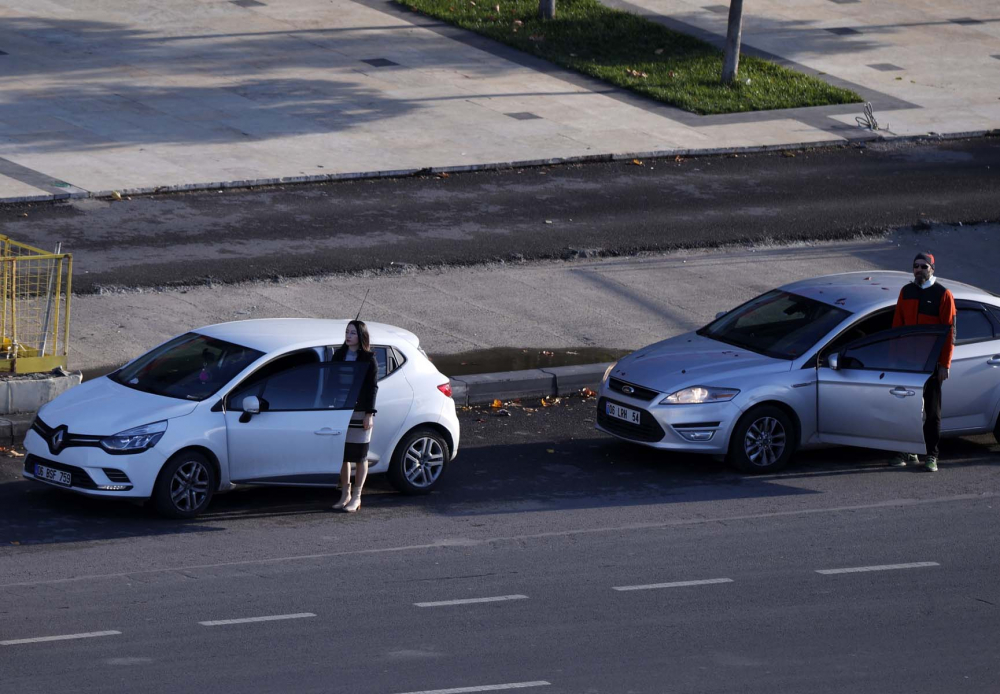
388, 427, 450, 495
727, 405, 797, 474
152, 451, 216, 518
994, 413, 1000, 446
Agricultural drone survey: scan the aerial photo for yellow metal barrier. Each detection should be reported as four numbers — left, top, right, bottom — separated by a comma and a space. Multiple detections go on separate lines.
0, 235, 72, 374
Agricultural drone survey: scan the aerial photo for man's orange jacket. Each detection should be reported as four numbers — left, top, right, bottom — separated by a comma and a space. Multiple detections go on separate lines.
891, 280, 956, 368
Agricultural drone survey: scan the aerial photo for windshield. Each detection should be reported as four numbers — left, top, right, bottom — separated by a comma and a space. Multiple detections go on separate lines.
698, 290, 851, 360
111, 333, 265, 401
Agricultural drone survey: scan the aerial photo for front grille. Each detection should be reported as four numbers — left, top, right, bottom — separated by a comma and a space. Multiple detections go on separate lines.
608, 378, 659, 402
30, 416, 103, 451
103, 468, 131, 483
596, 397, 665, 442
24, 454, 98, 489
31, 416, 52, 438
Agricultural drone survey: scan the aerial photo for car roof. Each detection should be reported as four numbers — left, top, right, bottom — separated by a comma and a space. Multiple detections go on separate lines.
193, 318, 420, 354
779, 271, 996, 313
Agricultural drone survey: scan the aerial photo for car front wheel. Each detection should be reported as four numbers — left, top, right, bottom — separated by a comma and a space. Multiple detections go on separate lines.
727, 405, 796, 474
388, 427, 450, 495
152, 451, 216, 518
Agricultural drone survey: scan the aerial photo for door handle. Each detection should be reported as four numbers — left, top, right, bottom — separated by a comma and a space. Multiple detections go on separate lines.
988, 355, 1000, 367
890, 387, 915, 398
314, 428, 342, 436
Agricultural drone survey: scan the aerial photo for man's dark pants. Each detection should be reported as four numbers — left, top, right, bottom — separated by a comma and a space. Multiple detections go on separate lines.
924, 370, 943, 457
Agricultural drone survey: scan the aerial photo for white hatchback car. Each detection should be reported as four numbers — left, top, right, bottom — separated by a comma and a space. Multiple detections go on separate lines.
23, 319, 460, 517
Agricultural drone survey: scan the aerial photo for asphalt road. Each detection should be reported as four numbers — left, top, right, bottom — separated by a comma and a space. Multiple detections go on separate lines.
2, 397, 998, 693
2, 137, 999, 292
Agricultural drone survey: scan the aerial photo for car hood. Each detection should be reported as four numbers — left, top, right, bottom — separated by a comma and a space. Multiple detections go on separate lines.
36, 376, 198, 435
611, 333, 790, 392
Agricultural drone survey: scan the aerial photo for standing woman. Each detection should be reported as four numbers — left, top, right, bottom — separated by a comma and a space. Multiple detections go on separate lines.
331, 320, 378, 512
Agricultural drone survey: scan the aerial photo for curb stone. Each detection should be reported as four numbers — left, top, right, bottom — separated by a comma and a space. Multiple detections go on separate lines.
450, 362, 612, 407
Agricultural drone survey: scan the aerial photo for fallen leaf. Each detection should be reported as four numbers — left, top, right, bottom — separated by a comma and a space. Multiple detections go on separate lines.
541, 350, 554, 356
674, 155, 684, 162
580, 387, 597, 398
513, 19, 523, 25
546, 449, 555, 453
491, 398, 503, 408
782, 152, 796, 158
436, 172, 450, 178
545, 219, 553, 224
629, 159, 643, 166
111, 191, 123, 201
655, 48, 664, 55
10, 541, 19, 545
494, 4, 500, 10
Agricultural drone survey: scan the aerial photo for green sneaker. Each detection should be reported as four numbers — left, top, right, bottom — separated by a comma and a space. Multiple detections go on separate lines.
925, 456, 938, 472
890, 453, 919, 468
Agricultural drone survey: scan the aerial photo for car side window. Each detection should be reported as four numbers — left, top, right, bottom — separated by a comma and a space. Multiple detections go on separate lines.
955, 308, 994, 344
840, 333, 942, 372
374, 346, 388, 380
254, 363, 365, 412
227, 349, 320, 411
816, 309, 894, 367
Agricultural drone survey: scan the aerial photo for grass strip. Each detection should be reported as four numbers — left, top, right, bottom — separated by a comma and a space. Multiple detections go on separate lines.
395, 0, 862, 115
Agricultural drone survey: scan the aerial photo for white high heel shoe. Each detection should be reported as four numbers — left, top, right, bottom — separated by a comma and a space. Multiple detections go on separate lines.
332, 484, 351, 510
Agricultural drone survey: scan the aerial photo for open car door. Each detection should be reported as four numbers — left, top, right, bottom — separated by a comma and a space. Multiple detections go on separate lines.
225, 361, 366, 485
817, 325, 950, 454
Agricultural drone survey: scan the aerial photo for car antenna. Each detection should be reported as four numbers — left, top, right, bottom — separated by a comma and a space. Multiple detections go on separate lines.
355, 288, 370, 321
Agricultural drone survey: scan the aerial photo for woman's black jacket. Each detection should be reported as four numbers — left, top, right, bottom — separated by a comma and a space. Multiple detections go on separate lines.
331, 346, 378, 414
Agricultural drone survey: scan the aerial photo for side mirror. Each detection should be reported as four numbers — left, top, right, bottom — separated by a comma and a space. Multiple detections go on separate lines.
827, 353, 840, 371
715, 311, 727, 319
239, 396, 261, 423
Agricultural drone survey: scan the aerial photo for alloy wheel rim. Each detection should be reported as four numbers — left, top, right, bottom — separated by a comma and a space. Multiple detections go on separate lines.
744, 416, 787, 467
170, 460, 210, 512
403, 437, 445, 488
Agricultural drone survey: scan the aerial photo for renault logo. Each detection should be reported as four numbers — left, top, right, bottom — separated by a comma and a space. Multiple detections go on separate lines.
49, 426, 67, 455
622, 385, 635, 395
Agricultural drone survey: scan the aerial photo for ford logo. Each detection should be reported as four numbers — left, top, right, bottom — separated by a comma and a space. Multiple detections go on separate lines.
622, 385, 635, 395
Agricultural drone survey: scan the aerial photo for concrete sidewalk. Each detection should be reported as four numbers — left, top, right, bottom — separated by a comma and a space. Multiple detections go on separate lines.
0, 0, 997, 202
67, 223, 1000, 376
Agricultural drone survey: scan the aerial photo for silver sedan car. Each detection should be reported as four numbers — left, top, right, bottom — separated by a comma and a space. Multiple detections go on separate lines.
596, 271, 1000, 472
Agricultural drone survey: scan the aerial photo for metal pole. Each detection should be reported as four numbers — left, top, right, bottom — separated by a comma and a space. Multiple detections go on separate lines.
41, 243, 62, 356
63, 255, 72, 363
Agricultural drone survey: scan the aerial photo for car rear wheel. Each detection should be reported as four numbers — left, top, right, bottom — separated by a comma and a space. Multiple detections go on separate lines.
152, 451, 216, 518
388, 427, 450, 495
727, 405, 796, 474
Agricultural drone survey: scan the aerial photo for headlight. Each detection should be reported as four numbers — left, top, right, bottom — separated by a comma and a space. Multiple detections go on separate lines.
602, 361, 618, 383
100, 420, 167, 453
661, 387, 739, 405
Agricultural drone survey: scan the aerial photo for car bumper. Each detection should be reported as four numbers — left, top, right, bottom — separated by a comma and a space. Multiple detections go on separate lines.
22, 430, 167, 498
595, 394, 742, 455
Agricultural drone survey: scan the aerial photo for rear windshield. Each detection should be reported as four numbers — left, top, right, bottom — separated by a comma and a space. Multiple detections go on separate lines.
698, 290, 850, 360
111, 333, 264, 401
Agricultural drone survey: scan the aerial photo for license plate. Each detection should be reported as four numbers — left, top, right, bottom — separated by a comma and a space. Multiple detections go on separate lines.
607, 402, 641, 425
35, 464, 71, 487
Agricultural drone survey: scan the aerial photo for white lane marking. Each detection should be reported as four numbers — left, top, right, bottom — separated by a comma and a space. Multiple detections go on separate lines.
199, 612, 316, 626
613, 578, 733, 592
1, 630, 121, 646
816, 562, 940, 575
393, 681, 551, 694
5, 493, 990, 590
415, 594, 528, 608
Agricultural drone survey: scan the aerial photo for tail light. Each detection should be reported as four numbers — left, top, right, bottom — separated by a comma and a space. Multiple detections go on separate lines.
437, 382, 453, 398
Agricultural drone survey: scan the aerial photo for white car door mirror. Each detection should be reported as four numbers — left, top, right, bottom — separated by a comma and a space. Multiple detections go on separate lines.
827, 353, 840, 370
243, 396, 261, 415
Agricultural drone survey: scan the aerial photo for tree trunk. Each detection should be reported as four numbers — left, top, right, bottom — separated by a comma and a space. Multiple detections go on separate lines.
539, 0, 555, 19
721, 0, 744, 84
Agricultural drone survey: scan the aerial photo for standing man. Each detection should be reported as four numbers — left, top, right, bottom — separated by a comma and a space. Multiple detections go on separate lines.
889, 252, 956, 472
